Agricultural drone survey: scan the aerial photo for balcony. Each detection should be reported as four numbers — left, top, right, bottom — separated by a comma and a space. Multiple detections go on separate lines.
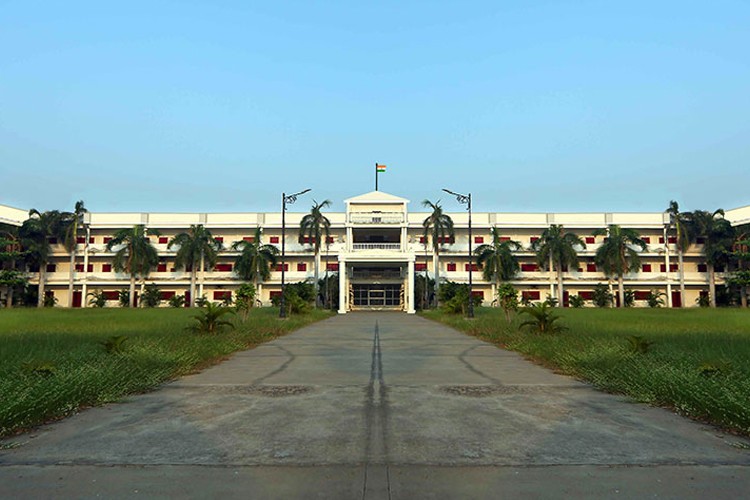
352, 242, 401, 251
349, 212, 404, 224
351, 269, 403, 279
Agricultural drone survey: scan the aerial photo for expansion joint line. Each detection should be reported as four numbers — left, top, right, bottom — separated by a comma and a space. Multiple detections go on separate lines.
363, 320, 391, 499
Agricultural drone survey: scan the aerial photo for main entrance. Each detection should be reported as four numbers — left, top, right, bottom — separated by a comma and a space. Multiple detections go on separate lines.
352, 284, 402, 309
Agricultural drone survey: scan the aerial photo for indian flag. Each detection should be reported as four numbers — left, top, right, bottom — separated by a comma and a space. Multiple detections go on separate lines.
376, 163, 387, 172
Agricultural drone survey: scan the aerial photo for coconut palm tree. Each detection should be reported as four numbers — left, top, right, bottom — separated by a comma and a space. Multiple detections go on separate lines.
474, 227, 521, 305
232, 227, 280, 302
62, 200, 87, 307
666, 200, 691, 308
20, 209, 67, 307
593, 225, 647, 308
168, 224, 222, 307
106, 225, 160, 308
728, 228, 750, 308
531, 225, 586, 307
299, 200, 331, 306
0, 224, 25, 308
687, 209, 735, 308
422, 200, 454, 303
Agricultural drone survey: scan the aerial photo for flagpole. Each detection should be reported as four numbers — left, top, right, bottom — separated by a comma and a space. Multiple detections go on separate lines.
375, 162, 378, 191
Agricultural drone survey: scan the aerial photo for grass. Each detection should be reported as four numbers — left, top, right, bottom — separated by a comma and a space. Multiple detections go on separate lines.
423, 307, 750, 436
0, 307, 332, 437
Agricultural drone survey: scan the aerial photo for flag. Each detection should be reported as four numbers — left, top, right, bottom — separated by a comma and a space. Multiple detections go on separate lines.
376, 163, 387, 172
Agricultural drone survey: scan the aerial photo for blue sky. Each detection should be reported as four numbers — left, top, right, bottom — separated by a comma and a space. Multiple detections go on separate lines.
1, 1, 749, 214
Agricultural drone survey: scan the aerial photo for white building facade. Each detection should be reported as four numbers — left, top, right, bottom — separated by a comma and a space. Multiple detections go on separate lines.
2, 191, 749, 310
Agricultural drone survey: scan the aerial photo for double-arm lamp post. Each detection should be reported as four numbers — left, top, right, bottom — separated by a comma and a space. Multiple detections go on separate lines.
443, 188, 474, 318
280, 188, 311, 318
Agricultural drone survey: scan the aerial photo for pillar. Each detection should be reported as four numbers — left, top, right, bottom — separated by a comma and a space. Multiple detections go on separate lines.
664, 225, 672, 307
407, 258, 416, 314
338, 258, 347, 314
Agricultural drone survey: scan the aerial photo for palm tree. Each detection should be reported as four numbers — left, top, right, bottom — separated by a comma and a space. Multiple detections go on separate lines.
422, 200, 454, 304
593, 225, 647, 308
20, 209, 67, 307
729, 229, 750, 308
232, 227, 280, 302
531, 224, 586, 307
687, 210, 735, 308
106, 225, 160, 308
299, 200, 331, 306
0, 224, 24, 308
474, 227, 521, 305
666, 200, 691, 308
168, 225, 222, 307
62, 200, 87, 308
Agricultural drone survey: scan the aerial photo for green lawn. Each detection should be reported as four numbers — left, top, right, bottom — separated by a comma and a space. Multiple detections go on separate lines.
0, 307, 332, 437
424, 307, 750, 436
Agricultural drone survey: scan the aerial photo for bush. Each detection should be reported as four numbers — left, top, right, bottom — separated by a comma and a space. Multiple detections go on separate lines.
519, 303, 566, 334
439, 281, 482, 315
235, 283, 256, 321
646, 290, 665, 308
195, 295, 209, 308
569, 295, 586, 308
118, 289, 130, 308
592, 283, 613, 308
496, 283, 519, 322
43, 293, 57, 308
188, 302, 235, 334
623, 290, 635, 308
168, 294, 186, 308
141, 284, 161, 308
696, 293, 710, 308
271, 281, 315, 315
87, 290, 107, 308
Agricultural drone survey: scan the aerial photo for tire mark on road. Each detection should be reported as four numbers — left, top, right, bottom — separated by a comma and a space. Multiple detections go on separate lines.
251, 345, 296, 385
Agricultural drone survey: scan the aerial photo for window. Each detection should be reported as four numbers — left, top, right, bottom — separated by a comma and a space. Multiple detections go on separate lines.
103, 291, 119, 300
438, 236, 455, 244
214, 237, 224, 243
522, 290, 541, 301
297, 263, 307, 272
521, 263, 538, 272
585, 237, 595, 244
102, 264, 112, 272
46, 264, 56, 272
270, 236, 280, 244
696, 237, 706, 244
659, 237, 665, 244
642, 264, 652, 272
642, 237, 651, 244
300, 236, 316, 244
471, 291, 484, 299
103, 237, 112, 244
697, 264, 707, 272
634, 291, 650, 301
415, 263, 427, 271
75, 264, 84, 272
213, 291, 232, 300
465, 264, 479, 272
159, 237, 169, 244
326, 236, 334, 244
660, 264, 667, 272
215, 264, 233, 272
157, 264, 167, 272
326, 263, 339, 271
243, 236, 255, 242
275, 264, 289, 272
48, 237, 58, 244
579, 291, 594, 300
160, 291, 176, 300
668, 237, 677, 244
447, 263, 457, 272
77, 236, 85, 244
715, 265, 725, 273
586, 263, 597, 272
500, 237, 511, 242
530, 237, 539, 243
419, 236, 426, 244
270, 291, 282, 299
89, 237, 95, 244
474, 236, 484, 244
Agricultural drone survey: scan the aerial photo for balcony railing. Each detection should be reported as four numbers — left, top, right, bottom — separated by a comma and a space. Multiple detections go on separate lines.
349, 212, 404, 224
352, 242, 401, 251
351, 270, 403, 279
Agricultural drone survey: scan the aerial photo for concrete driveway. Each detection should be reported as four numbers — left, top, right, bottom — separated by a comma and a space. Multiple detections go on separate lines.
2, 312, 749, 498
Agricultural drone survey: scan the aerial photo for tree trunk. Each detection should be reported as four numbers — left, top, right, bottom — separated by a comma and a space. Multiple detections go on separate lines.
189, 267, 197, 307
678, 249, 686, 308
433, 250, 440, 307
129, 274, 136, 308
557, 257, 564, 307
37, 265, 47, 307
708, 263, 716, 308
6, 257, 15, 308
198, 251, 205, 303
314, 251, 320, 307
139, 280, 145, 308
492, 275, 498, 307
618, 275, 625, 308
740, 286, 748, 308
68, 247, 76, 308
549, 253, 555, 301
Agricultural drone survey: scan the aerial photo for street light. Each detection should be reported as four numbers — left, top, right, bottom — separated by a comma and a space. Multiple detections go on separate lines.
280, 188, 311, 318
443, 188, 474, 318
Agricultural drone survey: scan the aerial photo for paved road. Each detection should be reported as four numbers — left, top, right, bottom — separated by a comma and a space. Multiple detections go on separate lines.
2, 312, 749, 498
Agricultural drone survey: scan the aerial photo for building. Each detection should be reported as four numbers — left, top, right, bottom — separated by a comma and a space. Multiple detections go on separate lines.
2, 191, 749, 310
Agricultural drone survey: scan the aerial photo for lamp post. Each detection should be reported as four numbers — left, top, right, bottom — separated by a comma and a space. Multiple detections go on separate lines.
443, 188, 474, 318
280, 188, 311, 318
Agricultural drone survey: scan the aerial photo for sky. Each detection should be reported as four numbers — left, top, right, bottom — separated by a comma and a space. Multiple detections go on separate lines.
1, 0, 749, 214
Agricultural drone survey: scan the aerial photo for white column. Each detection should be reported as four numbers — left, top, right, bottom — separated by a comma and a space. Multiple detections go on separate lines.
81, 227, 90, 308
338, 258, 347, 314
407, 258, 416, 314
664, 226, 672, 308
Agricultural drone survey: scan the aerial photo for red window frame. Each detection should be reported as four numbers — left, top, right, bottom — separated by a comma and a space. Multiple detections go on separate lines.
474, 236, 484, 244
157, 264, 167, 272
634, 291, 650, 301
642, 264, 652, 272
415, 263, 427, 272
46, 264, 56, 272
159, 237, 169, 244
215, 264, 233, 272
103, 237, 112, 244
579, 291, 594, 300
160, 291, 176, 300
585, 237, 595, 244
297, 263, 307, 272
447, 263, 457, 272
586, 263, 597, 272
103, 291, 119, 300
214, 237, 223, 243
521, 263, 538, 272
213, 291, 232, 300
275, 263, 289, 272
270, 236, 280, 244
522, 290, 541, 301
326, 263, 339, 271
697, 264, 707, 272
102, 264, 112, 272
465, 263, 479, 272
243, 236, 255, 242
642, 237, 651, 244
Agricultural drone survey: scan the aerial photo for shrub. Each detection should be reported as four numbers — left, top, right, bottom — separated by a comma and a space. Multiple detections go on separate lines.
43, 293, 57, 308
646, 290, 665, 308
195, 295, 209, 308
271, 281, 315, 315
496, 283, 518, 323
21, 360, 57, 377
118, 289, 130, 308
235, 283, 256, 321
544, 296, 559, 307
698, 360, 732, 378
87, 290, 107, 308
569, 295, 586, 308
592, 283, 613, 308
141, 284, 161, 308
696, 293, 710, 308
519, 303, 566, 334
188, 302, 235, 334
168, 294, 186, 308
626, 335, 653, 354
439, 281, 482, 315
101, 335, 129, 354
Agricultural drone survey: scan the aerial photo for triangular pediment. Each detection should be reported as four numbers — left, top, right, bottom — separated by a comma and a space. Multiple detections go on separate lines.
344, 191, 410, 205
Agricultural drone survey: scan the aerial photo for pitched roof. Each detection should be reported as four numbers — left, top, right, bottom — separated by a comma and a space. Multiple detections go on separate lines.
344, 190, 410, 204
